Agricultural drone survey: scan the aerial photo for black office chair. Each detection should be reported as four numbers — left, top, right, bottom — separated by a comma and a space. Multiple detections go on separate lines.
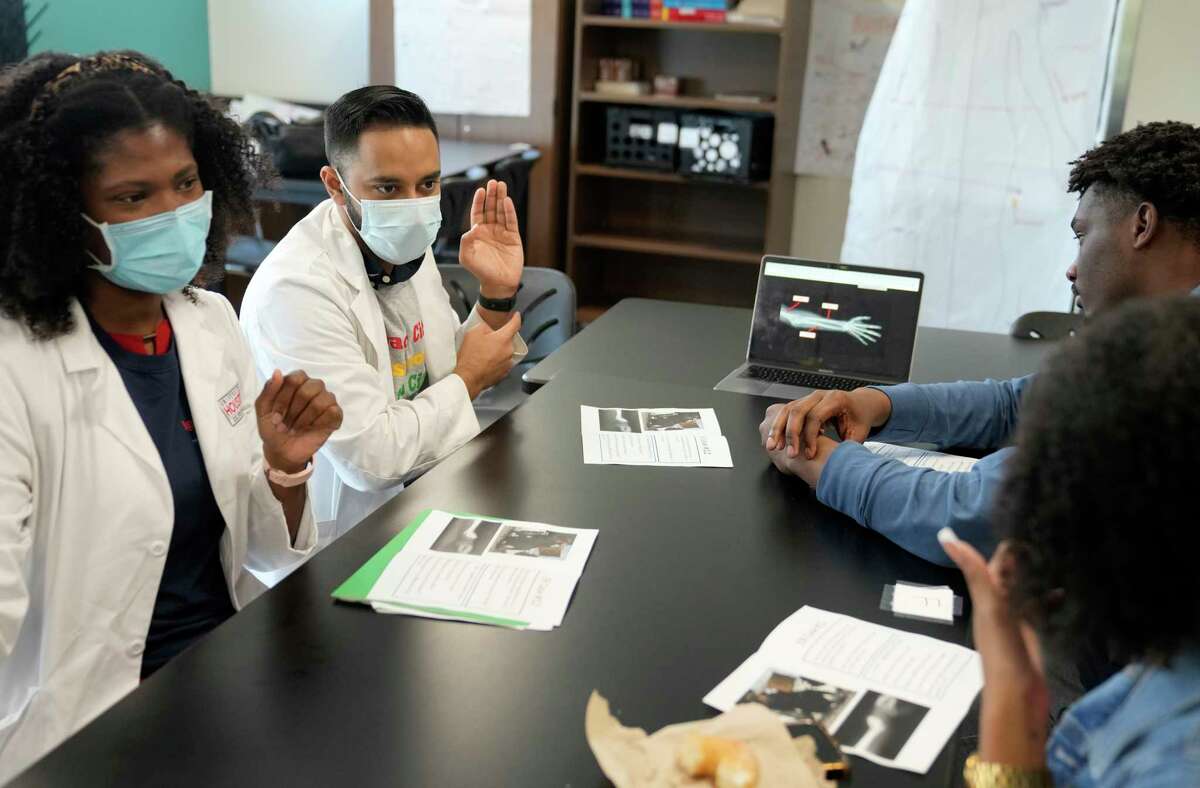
1010, 310, 1083, 341
432, 174, 488, 265
492, 149, 541, 252
438, 264, 577, 429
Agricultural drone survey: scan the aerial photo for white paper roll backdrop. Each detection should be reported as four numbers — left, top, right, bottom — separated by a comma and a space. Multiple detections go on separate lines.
393, 0, 531, 118
208, 0, 369, 104
840, 0, 1119, 333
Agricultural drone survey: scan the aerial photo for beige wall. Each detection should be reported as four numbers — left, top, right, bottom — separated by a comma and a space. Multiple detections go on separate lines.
787, 174, 851, 262
790, 0, 1200, 261
1122, 0, 1200, 130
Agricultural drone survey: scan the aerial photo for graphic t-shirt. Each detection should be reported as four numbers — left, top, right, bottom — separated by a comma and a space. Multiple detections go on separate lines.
375, 281, 429, 400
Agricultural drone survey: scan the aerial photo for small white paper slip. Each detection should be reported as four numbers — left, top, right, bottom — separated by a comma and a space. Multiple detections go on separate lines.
884, 582, 957, 623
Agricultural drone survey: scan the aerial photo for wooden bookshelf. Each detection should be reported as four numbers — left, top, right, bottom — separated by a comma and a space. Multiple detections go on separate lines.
579, 90, 778, 114
580, 13, 782, 35
572, 230, 764, 264
574, 162, 770, 189
566, 0, 811, 315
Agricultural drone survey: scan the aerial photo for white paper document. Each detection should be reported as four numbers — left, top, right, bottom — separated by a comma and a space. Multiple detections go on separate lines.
350, 510, 596, 631
865, 441, 978, 473
704, 607, 982, 774
580, 407, 733, 468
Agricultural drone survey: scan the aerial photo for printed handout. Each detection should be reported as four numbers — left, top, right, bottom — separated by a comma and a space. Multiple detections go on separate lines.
705, 607, 982, 774
581, 406, 733, 467
865, 441, 978, 473
332, 509, 597, 631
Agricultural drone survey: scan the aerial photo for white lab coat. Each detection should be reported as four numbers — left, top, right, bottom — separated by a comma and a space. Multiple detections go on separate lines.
0, 290, 317, 782
239, 199, 525, 539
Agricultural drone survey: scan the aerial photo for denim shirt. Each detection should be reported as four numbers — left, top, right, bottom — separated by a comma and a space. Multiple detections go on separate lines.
816, 286, 1200, 566
815, 376, 1030, 565
1047, 650, 1200, 786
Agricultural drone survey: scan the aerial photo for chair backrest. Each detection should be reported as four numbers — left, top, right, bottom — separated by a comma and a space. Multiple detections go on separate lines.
438, 264, 576, 364
1010, 310, 1083, 341
433, 174, 488, 265
492, 149, 542, 250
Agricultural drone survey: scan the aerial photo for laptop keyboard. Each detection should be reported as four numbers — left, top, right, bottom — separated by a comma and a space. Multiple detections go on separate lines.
746, 365, 875, 391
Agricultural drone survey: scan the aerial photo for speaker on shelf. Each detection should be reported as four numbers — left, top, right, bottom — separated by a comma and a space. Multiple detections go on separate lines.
678, 112, 774, 183
603, 105, 680, 172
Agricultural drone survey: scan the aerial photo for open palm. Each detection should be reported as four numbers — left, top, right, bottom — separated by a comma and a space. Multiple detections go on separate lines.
459, 178, 524, 293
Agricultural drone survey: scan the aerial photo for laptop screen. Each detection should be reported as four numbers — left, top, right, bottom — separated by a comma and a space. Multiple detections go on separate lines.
748, 258, 924, 384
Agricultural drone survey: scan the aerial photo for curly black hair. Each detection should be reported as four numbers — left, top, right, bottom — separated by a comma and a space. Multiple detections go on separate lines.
997, 295, 1200, 664
1067, 121, 1200, 246
0, 50, 267, 339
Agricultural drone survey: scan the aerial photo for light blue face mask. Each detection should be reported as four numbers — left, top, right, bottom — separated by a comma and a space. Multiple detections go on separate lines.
336, 169, 442, 265
82, 190, 213, 294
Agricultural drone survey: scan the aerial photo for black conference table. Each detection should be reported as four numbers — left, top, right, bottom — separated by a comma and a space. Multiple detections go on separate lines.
524, 298, 1054, 393
15, 301, 1056, 787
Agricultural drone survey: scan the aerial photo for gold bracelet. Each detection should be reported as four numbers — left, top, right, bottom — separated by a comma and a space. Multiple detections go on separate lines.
963, 753, 1053, 788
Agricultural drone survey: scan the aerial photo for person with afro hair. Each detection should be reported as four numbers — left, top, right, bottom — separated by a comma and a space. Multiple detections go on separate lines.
760, 121, 1200, 567
943, 294, 1200, 787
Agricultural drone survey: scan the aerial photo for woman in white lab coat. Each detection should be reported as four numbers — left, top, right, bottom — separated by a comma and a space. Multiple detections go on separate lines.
0, 52, 344, 780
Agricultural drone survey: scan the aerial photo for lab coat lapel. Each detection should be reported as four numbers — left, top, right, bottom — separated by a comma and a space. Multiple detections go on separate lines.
164, 292, 235, 516
56, 300, 166, 478
324, 202, 391, 380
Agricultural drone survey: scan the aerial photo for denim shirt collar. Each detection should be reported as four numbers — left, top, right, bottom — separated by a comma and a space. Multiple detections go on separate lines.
1053, 649, 1200, 780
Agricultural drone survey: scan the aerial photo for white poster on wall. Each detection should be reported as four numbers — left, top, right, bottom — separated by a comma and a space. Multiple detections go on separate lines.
794, 0, 903, 177
208, 0, 369, 104
840, 0, 1118, 333
394, 0, 531, 118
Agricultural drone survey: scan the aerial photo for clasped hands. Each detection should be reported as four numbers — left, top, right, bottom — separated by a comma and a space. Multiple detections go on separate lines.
758, 387, 893, 488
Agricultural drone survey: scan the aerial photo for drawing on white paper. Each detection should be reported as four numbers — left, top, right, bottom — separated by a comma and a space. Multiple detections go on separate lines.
794, 0, 902, 177
841, 0, 1119, 333
394, 0, 531, 117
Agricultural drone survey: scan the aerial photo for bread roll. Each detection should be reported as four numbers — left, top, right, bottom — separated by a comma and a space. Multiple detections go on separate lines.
677, 734, 759, 787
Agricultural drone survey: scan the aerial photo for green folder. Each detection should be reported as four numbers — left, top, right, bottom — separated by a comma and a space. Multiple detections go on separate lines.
331, 508, 529, 628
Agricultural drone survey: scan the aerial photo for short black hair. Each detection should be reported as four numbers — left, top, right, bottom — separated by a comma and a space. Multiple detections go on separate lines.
997, 294, 1200, 664
1067, 121, 1200, 245
324, 85, 438, 169
0, 51, 265, 339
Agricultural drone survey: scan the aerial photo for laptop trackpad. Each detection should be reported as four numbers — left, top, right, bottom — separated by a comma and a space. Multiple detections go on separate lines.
713, 365, 814, 401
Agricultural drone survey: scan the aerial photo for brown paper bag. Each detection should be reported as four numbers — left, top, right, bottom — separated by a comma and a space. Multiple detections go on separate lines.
585, 692, 833, 788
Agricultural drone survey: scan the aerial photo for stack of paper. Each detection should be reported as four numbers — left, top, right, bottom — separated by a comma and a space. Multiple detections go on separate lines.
865, 441, 979, 472
580, 406, 733, 467
333, 509, 597, 631
704, 607, 983, 774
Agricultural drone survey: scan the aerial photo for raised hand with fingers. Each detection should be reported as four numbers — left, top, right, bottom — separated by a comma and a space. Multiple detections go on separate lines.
939, 529, 1050, 770
459, 178, 524, 296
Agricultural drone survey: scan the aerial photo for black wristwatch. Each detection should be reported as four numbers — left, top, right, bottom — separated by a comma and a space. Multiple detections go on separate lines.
478, 292, 518, 312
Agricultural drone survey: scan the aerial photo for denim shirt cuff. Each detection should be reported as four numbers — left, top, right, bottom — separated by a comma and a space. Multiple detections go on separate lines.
870, 383, 931, 442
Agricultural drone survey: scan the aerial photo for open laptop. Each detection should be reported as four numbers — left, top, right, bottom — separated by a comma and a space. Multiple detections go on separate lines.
715, 256, 924, 399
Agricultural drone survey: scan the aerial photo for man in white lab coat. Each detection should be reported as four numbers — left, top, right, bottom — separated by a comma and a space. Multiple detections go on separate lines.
240, 86, 527, 540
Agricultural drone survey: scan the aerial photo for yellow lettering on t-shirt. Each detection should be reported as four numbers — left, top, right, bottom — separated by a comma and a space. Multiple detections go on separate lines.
392, 361, 407, 377
409, 352, 425, 367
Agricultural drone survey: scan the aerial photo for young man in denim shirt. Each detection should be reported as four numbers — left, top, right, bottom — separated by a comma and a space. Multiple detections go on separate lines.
760, 122, 1200, 566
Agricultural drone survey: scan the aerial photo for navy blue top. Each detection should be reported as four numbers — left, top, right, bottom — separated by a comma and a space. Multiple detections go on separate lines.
88, 315, 235, 679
